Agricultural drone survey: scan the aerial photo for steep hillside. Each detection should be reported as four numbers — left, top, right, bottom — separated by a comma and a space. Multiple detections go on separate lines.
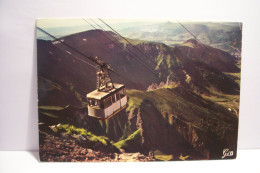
173, 39, 240, 94
177, 39, 239, 72
126, 85, 238, 159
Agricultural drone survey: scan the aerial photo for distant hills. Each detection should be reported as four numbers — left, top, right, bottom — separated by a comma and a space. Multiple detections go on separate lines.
119, 21, 242, 56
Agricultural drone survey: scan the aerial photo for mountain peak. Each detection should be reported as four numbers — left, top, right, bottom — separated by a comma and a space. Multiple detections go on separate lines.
63, 29, 117, 40
184, 38, 200, 45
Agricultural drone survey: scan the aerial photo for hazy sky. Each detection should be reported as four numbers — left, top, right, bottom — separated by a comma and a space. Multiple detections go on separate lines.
37, 18, 171, 28
36, 18, 170, 39
36, 18, 241, 44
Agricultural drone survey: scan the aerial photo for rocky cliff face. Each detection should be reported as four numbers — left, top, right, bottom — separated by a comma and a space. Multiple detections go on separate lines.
125, 97, 237, 159
126, 100, 205, 158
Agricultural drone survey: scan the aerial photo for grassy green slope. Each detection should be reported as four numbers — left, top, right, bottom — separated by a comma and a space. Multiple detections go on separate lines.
114, 129, 142, 151
127, 85, 237, 125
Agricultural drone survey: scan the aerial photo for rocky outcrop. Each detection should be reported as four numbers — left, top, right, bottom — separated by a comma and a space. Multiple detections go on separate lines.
39, 130, 154, 162
126, 100, 205, 158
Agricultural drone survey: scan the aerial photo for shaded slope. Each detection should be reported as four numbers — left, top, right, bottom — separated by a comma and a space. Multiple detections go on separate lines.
177, 39, 239, 72
126, 85, 238, 159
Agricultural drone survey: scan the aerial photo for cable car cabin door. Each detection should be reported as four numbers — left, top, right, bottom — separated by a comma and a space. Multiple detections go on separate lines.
103, 93, 126, 119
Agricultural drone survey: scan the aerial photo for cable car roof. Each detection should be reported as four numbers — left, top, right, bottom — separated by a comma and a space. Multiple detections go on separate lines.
86, 83, 125, 100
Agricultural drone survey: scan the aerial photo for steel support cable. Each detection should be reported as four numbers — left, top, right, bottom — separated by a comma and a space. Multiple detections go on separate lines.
37, 27, 106, 70
81, 19, 142, 87
39, 71, 87, 98
177, 20, 241, 54
88, 18, 155, 68
49, 45, 97, 84
37, 26, 139, 89
88, 18, 147, 61
98, 18, 159, 67
37, 29, 100, 95
39, 44, 94, 94
176, 21, 201, 44
83, 18, 159, 78
176, 21, 216, 53
52, 43, 98, 70
84, 18, 140, 65
38, 27, 99, 93
176, 20, 242, 71
50, 38, 137, 89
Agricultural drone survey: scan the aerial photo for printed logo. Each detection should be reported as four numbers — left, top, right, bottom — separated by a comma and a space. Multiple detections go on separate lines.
222, 148, 233, 159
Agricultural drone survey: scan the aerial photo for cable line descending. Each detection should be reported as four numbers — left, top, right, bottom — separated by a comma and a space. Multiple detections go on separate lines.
38, 26, 139, 87
37, 26, 128, 120
177, 21, 221, 54
37, 27, 114, 72
54, 43, 98, 69
176, 21, 201, 44
98, 18, 158, 67
82, 18, 159, 78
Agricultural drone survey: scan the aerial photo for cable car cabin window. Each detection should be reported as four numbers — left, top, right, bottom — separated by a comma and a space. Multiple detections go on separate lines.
95, 100, 99, 106
88, 99, 94, 106
103, 97, 112, 108
119, 88, 126, 98
112, 95, 116, 103
116, 93, 120, 101
88, 99, 100, 108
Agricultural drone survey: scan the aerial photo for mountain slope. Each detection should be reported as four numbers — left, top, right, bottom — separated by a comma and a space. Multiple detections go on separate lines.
37, 30, 240, 107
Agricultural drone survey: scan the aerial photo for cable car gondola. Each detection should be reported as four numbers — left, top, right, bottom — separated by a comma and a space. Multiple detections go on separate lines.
86, 57, 127, 120
87, 83, 127, 119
